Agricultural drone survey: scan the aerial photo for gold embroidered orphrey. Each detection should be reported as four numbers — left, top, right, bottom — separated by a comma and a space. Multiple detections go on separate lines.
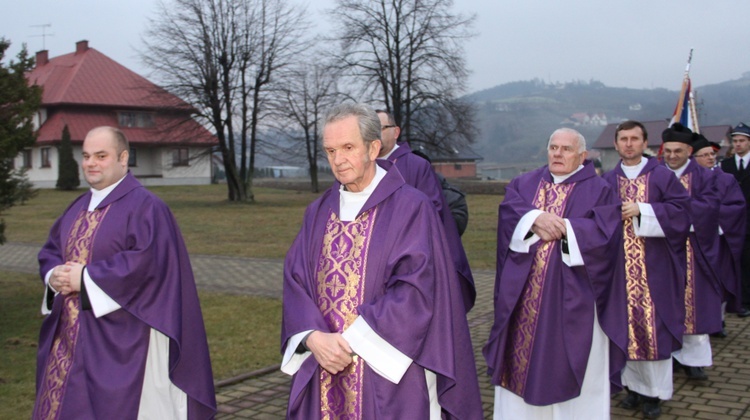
618, 173, 659, 359
316, 208, 377, 418
501, 179, 575, 395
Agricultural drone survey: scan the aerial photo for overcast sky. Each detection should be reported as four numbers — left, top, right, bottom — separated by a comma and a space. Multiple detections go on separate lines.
2, 0, 748, 94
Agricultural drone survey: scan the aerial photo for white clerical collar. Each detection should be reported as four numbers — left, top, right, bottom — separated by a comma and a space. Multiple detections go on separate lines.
620, 157, 648, 180
88, 174, 127, 211
550, 164, 584, 184
666, 160, 690, 178
339, 165, 387, 221
378, 143, 400, 160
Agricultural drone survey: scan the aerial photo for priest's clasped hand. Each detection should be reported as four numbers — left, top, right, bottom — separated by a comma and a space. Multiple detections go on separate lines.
531, 212, 567, 242
621, 202, 641, 220
306, 331, 354, 374
50, 262, 85, 295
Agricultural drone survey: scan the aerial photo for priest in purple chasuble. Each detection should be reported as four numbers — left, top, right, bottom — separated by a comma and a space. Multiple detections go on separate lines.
659, 124, 723, 383
281, 103, 482, 419
375, 109, 476, 312
692, 135, 747, 316
33, 127, 216, 419
483, 128, 627, 419
601, 120, 690, 417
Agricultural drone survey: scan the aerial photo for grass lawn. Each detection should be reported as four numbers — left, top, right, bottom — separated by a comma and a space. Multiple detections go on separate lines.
3, 184, 500, 269
0, 271, 281, 418
0, 183, 501, 415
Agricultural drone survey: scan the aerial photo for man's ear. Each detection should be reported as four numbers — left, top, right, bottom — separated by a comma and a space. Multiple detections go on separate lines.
119, 149, 129, 166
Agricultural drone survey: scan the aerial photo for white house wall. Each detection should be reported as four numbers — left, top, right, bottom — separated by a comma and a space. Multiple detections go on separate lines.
16, 145, 213, 188
139, 147, 212, 186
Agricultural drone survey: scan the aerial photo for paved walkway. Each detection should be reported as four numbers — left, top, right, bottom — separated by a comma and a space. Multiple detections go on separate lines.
3, 242, 749, 419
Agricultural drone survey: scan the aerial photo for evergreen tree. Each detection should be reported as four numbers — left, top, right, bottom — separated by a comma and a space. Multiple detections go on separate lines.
0, 38, 42, 244
56, 124, 80, 190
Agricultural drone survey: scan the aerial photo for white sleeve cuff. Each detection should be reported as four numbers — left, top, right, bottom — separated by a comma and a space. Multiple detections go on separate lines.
280, 330, 314, 376
633, 203, 666, 237
561, 219, 584, 267
509, 209, 544, 253
84, 268, 122, 318
41, 269, 55, 315
342, 316, 413, 384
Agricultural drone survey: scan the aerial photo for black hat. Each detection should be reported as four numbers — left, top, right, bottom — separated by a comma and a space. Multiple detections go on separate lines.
709, 141, 721, 151
691, 133, 711, 155
731, 122, 750, 138
662, 123, 694, 145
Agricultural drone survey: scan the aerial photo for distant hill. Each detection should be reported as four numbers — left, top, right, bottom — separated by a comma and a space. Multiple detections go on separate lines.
465, 75, 750, 164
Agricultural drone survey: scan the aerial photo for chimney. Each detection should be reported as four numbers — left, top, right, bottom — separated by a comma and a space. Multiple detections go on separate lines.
75, 40, 89, 54
35, 50, 49, 67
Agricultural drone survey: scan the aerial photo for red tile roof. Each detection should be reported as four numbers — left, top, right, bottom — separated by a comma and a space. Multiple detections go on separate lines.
35, 109, 217, 146
27, 41, 217, 146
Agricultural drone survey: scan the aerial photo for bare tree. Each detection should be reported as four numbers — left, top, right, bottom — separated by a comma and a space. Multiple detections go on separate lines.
330, 0, 477, 152
272, 56, 343, 193
142, 0, 309, 202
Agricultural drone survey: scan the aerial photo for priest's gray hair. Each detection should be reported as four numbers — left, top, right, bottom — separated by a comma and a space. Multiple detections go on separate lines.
321, 103, 381, 147
548, 128, 586, 153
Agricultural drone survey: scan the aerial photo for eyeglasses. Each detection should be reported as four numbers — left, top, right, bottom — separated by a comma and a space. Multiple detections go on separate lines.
694, 152, 716, 158
381, 125, 396, 131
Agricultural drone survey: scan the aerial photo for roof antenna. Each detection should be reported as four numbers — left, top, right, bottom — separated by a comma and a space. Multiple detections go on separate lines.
30, 24, 54, 51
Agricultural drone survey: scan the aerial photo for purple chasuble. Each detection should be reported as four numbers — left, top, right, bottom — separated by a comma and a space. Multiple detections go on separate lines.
713, 168, 746, 313
34, 208, 108, 420
676, 160, 723, 334
387, 143, 476, 312
34, 172, 216, 419
483, 161, 627, 406
316, 209, 377, 418
282, 161, 482, 419
603, 157, 690, 360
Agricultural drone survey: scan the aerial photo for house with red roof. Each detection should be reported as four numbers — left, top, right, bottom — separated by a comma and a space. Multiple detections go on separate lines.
14, 40, 218, 188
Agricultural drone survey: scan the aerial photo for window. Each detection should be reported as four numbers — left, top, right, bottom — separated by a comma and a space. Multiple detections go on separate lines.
118, 112, 155, 128
41, 147, 51, 168
172, 148, 189, 166
128, 147, 137, 167
454, 163, 462, 171
22, 150, 32, 169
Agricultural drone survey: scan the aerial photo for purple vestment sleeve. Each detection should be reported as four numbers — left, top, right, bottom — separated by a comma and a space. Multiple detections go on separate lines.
282, 161, 482, 419
714, 169, 747, 312
680, 161, 723, 333
389, 143, 476, 312
35, 172, 216, 419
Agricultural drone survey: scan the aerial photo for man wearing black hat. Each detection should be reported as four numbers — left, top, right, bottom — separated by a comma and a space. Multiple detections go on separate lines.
662, 124, 722, 382
719, 122, 750, 318
694, 135, 746, 334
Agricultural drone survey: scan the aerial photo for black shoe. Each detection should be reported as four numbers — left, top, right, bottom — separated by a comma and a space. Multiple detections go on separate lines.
684, 366, 708, 380
642, 397, 661, 419
620, 388, 642, 409
738, 308, 750, 318
711, 322, 728, 338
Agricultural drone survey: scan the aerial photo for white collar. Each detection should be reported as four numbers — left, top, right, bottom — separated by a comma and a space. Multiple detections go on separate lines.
88, 174, 127, 211
550, 164, 584, 184
619, 157, 648, 180
338, 166, 387, 221
378, 143, 400, 160
666, 160, 690, 178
